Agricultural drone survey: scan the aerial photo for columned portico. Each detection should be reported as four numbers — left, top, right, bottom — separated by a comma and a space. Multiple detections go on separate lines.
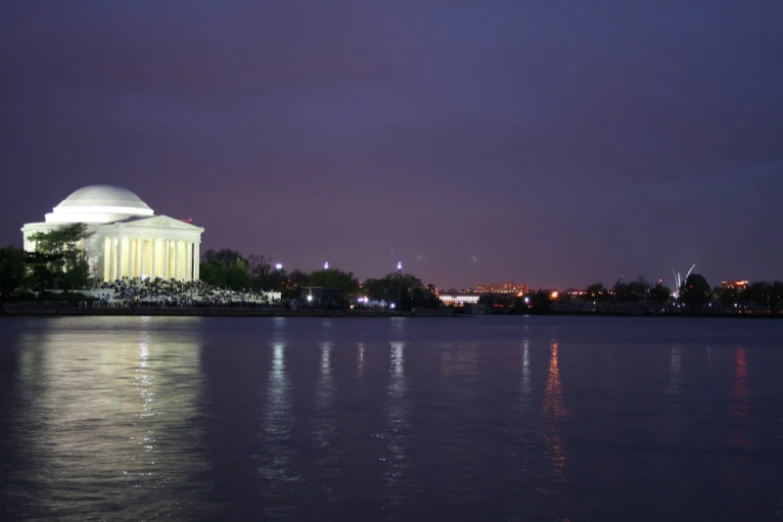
98, 233, 202, 282
22, 185, 205, 284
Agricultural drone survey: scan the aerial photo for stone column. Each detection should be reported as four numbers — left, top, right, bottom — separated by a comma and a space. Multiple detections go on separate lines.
177, 240, 185, 281
193, 242, 200, 281
112, 238, 118, 280
163, 239, 170, 279
140, 238, 146, 278
172, 240, 178, 280
117, 237, 124, 279
172, 240, 179, 280
128, 238, 135, 278
152, 239, 159, 278
185, 241, 193, 281
103, 237, 111, 282
134, 238, 140, 278
176, 240, 181, 280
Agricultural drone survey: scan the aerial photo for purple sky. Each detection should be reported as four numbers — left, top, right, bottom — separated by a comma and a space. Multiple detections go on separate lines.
2, 1, 782, 289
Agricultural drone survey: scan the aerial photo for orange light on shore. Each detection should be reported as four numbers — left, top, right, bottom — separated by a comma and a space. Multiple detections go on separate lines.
550, 291, 559, 299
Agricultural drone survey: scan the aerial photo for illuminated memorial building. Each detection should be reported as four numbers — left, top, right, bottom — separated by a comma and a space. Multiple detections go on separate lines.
21, 185, 204, 282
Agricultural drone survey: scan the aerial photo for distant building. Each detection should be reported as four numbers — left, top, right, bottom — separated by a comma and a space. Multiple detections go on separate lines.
475, 282, 529, 296
438, 294, 480, 305
721, 280, 749, 290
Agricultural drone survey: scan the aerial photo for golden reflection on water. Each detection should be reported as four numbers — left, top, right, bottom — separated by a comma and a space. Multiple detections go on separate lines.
13, 317, 207, 519
731, 347, 749, 450
541, 339, 568, 483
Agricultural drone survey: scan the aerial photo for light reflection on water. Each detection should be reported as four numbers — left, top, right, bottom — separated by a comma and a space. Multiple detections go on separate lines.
732, 347, 749, 450
1, 316, 783, 521
667, 346, 683, 397
5, 316, 209, 520
541, 339, 568, 485
382, 341, 414, 509
357, 342, 365, 380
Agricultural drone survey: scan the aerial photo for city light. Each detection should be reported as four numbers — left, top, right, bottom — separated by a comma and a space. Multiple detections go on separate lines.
390, 303, 396, 309
397, 261, 403, 271
275, 263, 283, 270
550, 291, 559, 299
323, 261, 329, 270
306, 294, 313, 302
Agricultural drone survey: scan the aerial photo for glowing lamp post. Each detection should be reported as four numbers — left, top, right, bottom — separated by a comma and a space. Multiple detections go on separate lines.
275, 263, 283, 271
396, 261, 403, 312
324, 261, 329, 270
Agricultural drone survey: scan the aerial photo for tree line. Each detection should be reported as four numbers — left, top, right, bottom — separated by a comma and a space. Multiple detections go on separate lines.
3, 227, 782, 315
479, 273, 783, 315
197, 248, 441, 310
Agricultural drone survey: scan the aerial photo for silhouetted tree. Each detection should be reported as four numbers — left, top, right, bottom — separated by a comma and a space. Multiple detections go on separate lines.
679, 273, 711, 309
26, 223, 91, 290
771, 281, 783, 313
308, 268, 360, 296
202, 248, 245, 266
585, 282, 607, 311
364, 272, 429, 310
713, 285, 738, 309
199, 249, 252, 290
649, 283, 672, 307
0, 246, 26, 300
528, 290, 552, 313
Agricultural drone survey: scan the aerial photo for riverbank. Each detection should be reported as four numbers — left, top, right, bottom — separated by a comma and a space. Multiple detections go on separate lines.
2, 304, 780, 319
0, 304, 460, 318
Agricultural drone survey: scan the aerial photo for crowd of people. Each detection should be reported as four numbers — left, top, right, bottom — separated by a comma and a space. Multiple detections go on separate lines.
85, 277, 279, 308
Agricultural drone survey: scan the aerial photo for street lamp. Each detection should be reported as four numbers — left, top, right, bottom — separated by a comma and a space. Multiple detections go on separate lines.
275, 263, 283, 270
324, 261, 329, 270
396, 261, 402, 312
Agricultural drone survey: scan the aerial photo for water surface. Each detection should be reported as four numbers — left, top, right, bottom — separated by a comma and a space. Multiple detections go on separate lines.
0, 316, 781, 521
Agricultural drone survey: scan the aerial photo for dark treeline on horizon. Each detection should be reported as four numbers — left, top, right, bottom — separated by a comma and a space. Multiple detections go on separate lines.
2, 239, 783, 315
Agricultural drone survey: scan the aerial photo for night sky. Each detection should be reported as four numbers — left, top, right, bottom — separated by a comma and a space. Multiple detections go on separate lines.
2, 1, 782, 289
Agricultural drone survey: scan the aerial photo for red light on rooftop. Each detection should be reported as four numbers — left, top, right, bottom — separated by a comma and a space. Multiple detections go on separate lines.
180, 218, 193, 223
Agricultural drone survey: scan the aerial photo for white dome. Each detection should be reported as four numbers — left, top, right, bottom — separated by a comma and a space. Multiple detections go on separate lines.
46, 184, 154, 224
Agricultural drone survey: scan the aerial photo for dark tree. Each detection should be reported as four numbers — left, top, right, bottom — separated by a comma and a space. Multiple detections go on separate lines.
679, 273, 711, 309
585, 282, 607, 311
528, 290, 552, 313
199, 249, 252, 290
364, 272, 430, 310
713, 285, 738, 309
26, 223, 91, 291
771, 281, 783, 313
0, 246, 26, 300
309, 268, 360, 296
649, 283, 672, 306
202, 248, 246, 266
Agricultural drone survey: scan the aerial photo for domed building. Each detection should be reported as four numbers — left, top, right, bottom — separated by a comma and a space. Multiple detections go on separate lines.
21, 185, 204, 282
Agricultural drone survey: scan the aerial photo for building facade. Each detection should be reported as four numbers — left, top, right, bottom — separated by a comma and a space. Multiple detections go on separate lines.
474, 282, 530, 296
21, 185, 204, 282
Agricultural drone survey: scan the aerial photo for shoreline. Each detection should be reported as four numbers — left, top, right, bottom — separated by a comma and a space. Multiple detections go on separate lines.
1, 305, 781, 319
0, 305, 455, 318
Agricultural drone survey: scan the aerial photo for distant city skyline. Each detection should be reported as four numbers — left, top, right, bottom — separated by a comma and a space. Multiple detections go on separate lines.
1, 2, 782, 288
